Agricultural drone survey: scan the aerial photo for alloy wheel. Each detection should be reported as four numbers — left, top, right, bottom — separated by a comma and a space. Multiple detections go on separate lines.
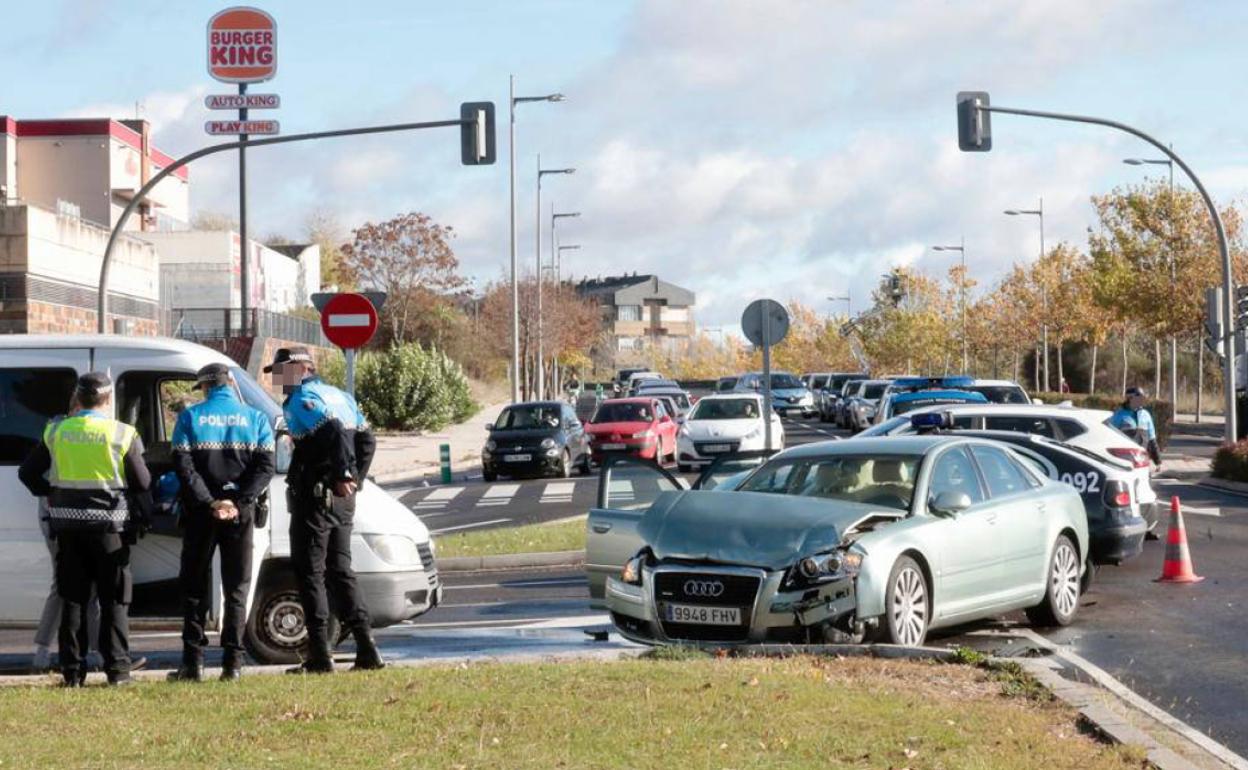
891, 566, 928, 646
1050, 542, 1080, 619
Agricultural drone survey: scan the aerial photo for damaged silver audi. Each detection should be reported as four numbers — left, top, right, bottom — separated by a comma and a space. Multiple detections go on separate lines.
587, 435, 1089, 647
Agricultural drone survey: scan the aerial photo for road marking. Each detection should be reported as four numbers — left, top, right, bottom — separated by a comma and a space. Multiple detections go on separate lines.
541, 481, 576, 503
403, 616, 586, 629
607, 479, 634, 500
425, 487, 464, 501
444, 578, 587, 591
1182, 504, 1221, 517
430, 518, 511, 534
478, 483, 520, 507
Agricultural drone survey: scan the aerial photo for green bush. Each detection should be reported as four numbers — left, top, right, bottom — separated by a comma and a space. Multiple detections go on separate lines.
1032, 391, 1172, 450
316, 343, 477, 432
1212, 441, 1248, 482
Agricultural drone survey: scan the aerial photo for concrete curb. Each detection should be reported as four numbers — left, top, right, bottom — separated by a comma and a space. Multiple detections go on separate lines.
436, 549, 585, 572
1196, 476, 1248, 498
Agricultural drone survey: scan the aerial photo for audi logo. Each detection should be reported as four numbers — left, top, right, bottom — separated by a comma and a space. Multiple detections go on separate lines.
683, 579, 725, 598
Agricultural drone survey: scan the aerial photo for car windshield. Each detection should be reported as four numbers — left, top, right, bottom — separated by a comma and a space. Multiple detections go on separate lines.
843, 380, 864, 395
593, 402, 652, 423
770, 374, 803, 389
968, 385, 1030, 404
737, 454, 920, 511
862, 383, 886, 399
717, 378, 738, 391
495, 405, 561, 429
690, 398, 760, 420
893, 396, 980, 415
810, 375, 830, 389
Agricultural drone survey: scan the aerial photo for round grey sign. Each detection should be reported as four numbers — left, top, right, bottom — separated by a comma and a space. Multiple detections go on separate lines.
741, 299, 790, 347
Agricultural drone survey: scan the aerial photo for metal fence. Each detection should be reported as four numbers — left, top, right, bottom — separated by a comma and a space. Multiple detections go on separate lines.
165, 307, 329, 346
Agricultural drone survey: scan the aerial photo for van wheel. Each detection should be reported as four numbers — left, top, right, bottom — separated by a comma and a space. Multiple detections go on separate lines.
245, 569, 340, 665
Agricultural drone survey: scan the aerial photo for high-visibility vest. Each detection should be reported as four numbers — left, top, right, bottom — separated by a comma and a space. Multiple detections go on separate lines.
44, 413, 136, 532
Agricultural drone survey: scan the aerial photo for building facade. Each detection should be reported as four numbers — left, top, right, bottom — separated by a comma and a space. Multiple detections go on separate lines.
0, 203, 160, 335
1, 116, 189, 232
576, 273, 696, 365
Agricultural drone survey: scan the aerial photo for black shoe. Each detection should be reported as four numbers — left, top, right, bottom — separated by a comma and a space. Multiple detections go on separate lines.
166, 664, 204, 682
219, 665, 242, 682
107, 672, 133, 687
61, 669, 86, 688
285, 659, 334, 675
351, 631, 385, 671
131, 656, 148, 672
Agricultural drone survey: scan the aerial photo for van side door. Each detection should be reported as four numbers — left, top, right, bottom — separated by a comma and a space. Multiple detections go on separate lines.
0, 350, 89, 622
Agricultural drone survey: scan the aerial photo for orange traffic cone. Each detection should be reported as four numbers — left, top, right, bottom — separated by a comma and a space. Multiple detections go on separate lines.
1155, 496, 1204, 584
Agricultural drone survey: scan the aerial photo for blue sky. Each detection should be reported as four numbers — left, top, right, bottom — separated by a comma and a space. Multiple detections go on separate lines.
4, 0, 1248, 333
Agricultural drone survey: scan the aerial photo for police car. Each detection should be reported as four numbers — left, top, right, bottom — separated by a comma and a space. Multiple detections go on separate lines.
872, 378, 989, 425
0, 336, 442, 665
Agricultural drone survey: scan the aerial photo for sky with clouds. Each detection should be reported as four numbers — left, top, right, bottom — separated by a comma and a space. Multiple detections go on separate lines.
5, 0, 1248, 336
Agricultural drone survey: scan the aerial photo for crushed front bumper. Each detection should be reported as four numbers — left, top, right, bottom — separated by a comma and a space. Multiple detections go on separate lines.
606, 564, 857, 646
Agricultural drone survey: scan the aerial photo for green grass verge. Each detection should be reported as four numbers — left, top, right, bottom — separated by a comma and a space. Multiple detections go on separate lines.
0, 656, 1142, 769
434, 517, 586, 558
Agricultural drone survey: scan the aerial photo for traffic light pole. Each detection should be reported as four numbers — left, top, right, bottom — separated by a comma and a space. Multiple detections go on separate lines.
969, 101, 1237, 443
96, 116, 474, 334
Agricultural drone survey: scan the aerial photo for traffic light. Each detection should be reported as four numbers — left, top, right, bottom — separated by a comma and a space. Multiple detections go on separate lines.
459, 102, 496, 165
888, 273, 905, 306
1236, 285, 1248, 330
957, 91, 992, 152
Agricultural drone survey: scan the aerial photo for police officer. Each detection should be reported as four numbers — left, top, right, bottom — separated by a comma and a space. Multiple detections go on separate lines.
265, 347, 383, 673
18, 372, 151, 687
1110, 386, 1162, 469
168, 364, 275, 682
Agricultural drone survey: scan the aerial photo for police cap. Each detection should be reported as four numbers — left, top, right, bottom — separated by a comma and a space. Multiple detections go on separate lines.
196, 363, 232, 388
1125, 386, 1147, 398
75, 371, 113, 397
263, 346, 315, 373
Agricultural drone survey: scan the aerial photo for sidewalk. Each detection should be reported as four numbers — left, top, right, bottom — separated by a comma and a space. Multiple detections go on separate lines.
369, 401, 507, 486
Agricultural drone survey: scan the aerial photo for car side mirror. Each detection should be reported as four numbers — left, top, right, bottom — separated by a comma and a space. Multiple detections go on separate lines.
485, 422, 495, 431
930, 491, 972, 516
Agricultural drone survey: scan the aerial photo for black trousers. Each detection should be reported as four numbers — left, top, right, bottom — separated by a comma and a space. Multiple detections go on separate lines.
179, 509, 254, 664
55, 531, 131, 676
288, 485, 371, 654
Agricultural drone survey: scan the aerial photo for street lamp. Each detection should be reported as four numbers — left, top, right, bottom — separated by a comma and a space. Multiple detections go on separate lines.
551, 209, 580, 282
1004, 200, 1047, 390
508, 76, 564, 403
828, 292, 851, 318
535, 159, 575, 400
932, 237, 969, 374
1124, 155, 1179, 413
557, 243, 581, 279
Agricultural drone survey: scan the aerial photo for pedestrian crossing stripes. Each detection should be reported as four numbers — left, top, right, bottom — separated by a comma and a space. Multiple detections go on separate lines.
412, 486, 463, 510
478, 483, 520, 507
540, 481, 576, 504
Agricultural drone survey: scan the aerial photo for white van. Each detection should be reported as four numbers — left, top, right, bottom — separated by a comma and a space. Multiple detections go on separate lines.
0, 335, 441, 663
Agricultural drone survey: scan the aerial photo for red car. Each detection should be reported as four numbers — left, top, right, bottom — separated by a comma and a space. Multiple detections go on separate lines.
586, 397, 679, 465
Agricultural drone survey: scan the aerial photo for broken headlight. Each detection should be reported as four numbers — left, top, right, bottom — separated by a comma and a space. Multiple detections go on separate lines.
785, 548, 863, 589
620, 549, 653, 586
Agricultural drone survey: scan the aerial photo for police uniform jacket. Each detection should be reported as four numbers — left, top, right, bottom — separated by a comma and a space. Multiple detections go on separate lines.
282, 377, 376, 488
18, 410, 152, 534
171, 385, 276, 514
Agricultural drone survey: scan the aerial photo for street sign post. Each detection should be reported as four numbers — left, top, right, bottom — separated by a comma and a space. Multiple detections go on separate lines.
209, 6, 278, 337
205, 120, 280, 135
742, 299, 790, 451
319, 292, 380, 397
205, 93, 280, 110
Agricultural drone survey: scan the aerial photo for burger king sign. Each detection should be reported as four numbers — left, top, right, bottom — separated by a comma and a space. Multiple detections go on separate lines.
207, 7, 277, 83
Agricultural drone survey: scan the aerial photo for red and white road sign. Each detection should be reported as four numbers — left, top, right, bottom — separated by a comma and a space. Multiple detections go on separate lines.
205, 93, 280, 110
208, 7, 277, 83
205, 120, 280, 136
320, 293, 379, 349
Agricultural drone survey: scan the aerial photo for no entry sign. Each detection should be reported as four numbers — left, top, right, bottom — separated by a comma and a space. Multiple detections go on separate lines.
320, 293, 379, 349
208, 7, 277, 83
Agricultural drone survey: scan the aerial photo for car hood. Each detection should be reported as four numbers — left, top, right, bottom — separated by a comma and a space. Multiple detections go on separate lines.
638, 490, 898, 570
770, 388, 807, 398
683, 419, 759, 439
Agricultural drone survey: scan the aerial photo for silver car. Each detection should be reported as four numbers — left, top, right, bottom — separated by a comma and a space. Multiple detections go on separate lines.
587, 436, 1088, 647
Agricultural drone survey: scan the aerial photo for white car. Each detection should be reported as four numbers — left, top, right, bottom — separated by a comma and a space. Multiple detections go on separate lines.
676, 394, 784, 471
859, 403, 1159, 527
0, 335, 442, 664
